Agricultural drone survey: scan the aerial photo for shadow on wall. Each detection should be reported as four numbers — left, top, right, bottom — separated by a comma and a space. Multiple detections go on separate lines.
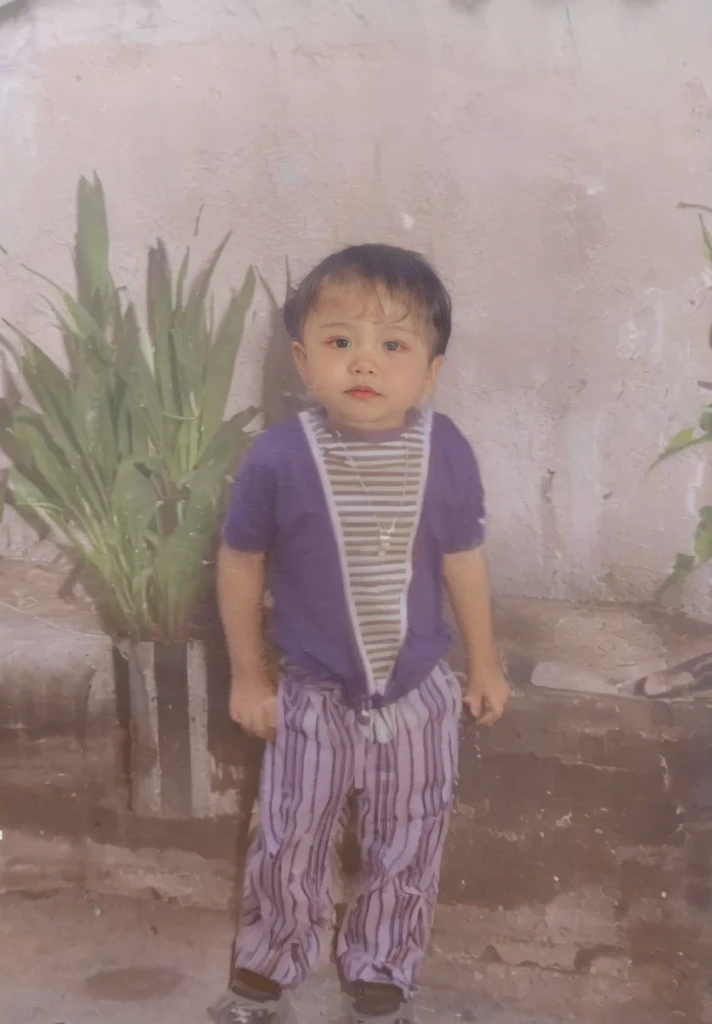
0, 1, 27, 24
259, 266, 307, 428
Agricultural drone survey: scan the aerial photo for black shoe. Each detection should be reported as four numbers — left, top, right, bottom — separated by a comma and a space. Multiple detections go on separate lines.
346, 981, 412, 1023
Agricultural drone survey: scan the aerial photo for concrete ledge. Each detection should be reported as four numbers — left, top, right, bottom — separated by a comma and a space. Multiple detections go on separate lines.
0, 601, 114, 740
0, 828, 236, 910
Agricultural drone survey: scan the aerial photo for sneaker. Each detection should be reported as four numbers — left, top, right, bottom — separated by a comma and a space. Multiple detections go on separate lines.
345, 981, 413, 1024
208, 990, 297, 1024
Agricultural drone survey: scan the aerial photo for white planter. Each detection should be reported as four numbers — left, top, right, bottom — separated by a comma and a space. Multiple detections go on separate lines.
114, 639, 253, 820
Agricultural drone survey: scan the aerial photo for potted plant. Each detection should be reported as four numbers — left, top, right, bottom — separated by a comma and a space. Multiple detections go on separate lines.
0, 175, 257, 819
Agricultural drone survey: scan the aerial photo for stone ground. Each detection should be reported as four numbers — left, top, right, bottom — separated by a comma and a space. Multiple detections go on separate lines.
0, 888, 677, 1024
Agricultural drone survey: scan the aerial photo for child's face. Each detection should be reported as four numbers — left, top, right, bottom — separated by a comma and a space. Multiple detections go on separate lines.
294, 280, 444, 431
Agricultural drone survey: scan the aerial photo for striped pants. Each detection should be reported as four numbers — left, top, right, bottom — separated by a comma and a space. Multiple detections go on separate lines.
233, 664, 461, 998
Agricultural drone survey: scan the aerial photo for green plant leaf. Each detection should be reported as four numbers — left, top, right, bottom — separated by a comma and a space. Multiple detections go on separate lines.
146, 240, 173, 349
0, 349, 21, 410
201, 267, 256, 445
173, 237, 232, 413
20, 265, 103, 344
119, 346, 164, 457
149, 411, 254, 637
653, 428, 712, 467
178, 234, 231, 368
71, 346, 119, 484
175, 249, 190, 312
195, 407, 258, 477
147, 240, 178, 418
694, 507, 712, 564
12, 333, 112, 515
75, 174, 111, 321
12, 410, 84, 512
669, 427, 695, 449
111, 460, 156, 537
184, 234, 231, 337
258, 260, 295, 309
11, 338, 82, 457
113, 300, 140, 375
657, 552, 697, 597
9, 466, 88, 551
151, 484, 217, 639
3, 406, 60, 487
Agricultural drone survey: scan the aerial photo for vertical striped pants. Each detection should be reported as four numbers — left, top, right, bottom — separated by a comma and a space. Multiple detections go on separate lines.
233, 664, 461, 998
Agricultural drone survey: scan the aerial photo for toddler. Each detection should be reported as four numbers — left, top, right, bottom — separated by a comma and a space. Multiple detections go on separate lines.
213, 244, 510, 1024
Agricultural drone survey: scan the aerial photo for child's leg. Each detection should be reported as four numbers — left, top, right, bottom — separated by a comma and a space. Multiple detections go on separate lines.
337, 664, 461, 1002
233, 677, 355, 989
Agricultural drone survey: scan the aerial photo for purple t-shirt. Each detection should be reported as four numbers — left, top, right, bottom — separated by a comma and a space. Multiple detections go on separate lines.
222, 410, 485, 709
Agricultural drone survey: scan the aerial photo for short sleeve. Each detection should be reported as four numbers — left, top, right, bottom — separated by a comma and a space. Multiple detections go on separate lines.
222, 437, 277, 553
440, 417, 486, 554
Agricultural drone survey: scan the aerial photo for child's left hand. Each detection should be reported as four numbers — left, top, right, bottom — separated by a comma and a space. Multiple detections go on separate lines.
464, 667, 511, 726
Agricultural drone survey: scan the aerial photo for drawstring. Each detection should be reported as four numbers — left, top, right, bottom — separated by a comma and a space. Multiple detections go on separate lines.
356, 702, 398, 744
353, 703, 397, 788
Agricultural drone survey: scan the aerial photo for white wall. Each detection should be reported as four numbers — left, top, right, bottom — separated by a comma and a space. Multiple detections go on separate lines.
1, 0, 712, 613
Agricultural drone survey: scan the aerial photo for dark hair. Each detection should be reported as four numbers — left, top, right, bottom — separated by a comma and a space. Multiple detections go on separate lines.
283, 243, 452, 358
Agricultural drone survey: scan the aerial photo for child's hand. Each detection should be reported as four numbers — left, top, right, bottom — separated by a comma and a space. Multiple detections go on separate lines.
464, 667, 511, 727
229, 676, 278, 742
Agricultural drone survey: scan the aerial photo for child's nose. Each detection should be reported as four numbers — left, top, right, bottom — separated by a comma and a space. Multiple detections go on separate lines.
349, 346, 377, 374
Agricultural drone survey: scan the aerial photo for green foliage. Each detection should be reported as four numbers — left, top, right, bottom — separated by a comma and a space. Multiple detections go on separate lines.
0, 174, 257, 640
657, 207, 712, 593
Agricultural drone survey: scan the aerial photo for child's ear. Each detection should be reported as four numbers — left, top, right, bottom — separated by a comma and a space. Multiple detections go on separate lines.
293, 342, 309, 385
423, 354, 444, 398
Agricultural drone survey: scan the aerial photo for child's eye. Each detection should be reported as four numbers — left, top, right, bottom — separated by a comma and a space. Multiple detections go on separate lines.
383, 340, 403, 352
330, 337, 350, 349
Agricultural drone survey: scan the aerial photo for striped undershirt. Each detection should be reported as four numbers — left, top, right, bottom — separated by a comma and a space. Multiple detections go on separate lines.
303, 409, 428, 696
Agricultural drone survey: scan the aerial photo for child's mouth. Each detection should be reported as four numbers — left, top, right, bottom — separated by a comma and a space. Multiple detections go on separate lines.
346, 387, 380, 400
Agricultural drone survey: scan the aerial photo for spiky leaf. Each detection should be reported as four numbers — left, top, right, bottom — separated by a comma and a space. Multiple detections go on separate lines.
658, 552, 697, 596
201, 267, 256, 445
694, 507, 712, 564
75, 174, 111, 320
654, 428, 712, 467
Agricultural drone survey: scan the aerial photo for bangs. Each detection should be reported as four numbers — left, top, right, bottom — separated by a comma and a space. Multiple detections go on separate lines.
283, 244, 452, 357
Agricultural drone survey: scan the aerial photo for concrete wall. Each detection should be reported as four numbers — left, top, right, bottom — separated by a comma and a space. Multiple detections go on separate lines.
1, 0, 712, 612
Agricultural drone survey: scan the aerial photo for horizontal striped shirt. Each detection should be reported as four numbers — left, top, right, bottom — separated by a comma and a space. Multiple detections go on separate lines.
303, 409, 427, 696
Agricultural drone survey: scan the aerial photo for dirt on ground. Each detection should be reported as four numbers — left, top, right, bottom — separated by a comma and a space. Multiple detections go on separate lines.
0, 887, 690, 1024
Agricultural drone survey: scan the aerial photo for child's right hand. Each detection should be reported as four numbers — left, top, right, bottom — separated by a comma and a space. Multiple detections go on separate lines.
229, 677, 278, 743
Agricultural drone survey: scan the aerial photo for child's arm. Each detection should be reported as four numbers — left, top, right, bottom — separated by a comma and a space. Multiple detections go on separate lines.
217, 544, 277, 742
443, 547, 510, 726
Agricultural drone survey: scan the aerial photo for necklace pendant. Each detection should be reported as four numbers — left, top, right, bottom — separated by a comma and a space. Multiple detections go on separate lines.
378, 523, 396, 558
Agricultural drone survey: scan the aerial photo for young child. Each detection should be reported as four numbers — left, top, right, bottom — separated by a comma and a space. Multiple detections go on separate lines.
213, 244, 510, 1024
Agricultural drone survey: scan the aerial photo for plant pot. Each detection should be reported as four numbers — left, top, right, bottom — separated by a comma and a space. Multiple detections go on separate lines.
113, 638, 260, 820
